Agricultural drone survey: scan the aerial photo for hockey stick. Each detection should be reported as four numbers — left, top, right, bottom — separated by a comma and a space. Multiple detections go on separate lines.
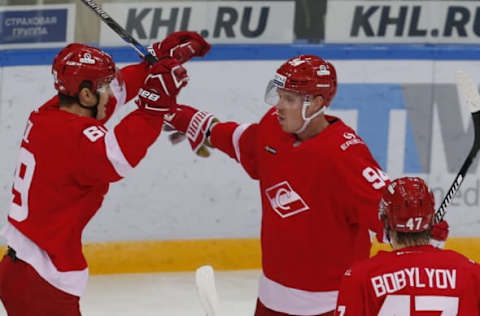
80, 0, 212, 157
79, 0, 157, 65
434, 71, 480, 224
195, 265, 220, 316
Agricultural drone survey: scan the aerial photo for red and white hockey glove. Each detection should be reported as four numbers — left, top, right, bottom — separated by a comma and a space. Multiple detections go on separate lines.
136, 58, 188, 115
149, 31, 211, 64
164, 104, 217, 156
430, 220, 449, 249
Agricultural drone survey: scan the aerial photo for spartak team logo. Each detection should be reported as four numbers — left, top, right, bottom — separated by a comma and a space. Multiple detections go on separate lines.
265, 181, 310, 218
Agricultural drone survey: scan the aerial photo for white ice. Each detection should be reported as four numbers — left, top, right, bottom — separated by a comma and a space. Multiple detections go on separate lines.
0, 269, 261, 316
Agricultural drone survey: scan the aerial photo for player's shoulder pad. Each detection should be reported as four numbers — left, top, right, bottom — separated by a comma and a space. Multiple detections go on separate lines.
442, 248, 480, 267
259, 107, 278, 124
343, 255, 377, 279
73, 117, 109, 143
334, 123, 367, 153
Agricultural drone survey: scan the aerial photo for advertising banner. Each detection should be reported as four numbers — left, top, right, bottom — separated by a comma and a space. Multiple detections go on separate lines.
326, 1, 480, 43
1, 49, 480, 238
0, 4, 75, 48
99, 1, 294, 45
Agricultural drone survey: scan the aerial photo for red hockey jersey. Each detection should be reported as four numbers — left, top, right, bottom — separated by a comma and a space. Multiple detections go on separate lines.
1, 62, 162, 296
210, 107, 387, 314
335, 245, 480, 315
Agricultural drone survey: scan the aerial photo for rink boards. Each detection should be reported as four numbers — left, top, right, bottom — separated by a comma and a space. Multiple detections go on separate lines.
0, 44, 479, 272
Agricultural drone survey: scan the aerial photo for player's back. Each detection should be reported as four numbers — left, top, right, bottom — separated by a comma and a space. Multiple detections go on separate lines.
343, 245, 480, 315
7, 97, 112, 271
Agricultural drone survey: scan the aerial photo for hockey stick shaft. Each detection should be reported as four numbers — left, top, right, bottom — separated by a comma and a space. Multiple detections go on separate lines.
81, 0, 213, 158
434, 72, 480, 224
196, 265, 220, 316
79, 0, 157, 64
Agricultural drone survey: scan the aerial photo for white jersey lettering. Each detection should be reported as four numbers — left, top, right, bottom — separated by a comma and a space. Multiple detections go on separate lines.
371, 268, 457, 297
83, 126, 105, 142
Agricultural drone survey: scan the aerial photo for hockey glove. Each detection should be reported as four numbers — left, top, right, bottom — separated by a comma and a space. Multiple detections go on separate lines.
136, 58, 188, 116
149, 31, 211, 64
164, 104, 217, 156
430, 220, 449, 249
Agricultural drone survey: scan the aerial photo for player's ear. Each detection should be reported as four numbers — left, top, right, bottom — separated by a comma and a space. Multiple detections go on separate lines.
311, 95, 325, 111
77, 87, 96, 106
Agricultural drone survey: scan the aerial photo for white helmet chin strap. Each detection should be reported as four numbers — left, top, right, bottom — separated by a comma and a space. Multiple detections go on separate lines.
294, 97, 326, 134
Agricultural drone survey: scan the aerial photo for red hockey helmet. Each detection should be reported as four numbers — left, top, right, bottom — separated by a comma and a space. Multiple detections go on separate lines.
265, 55, 337, 106
52, 43, 117, 97
379, 177, 435, 233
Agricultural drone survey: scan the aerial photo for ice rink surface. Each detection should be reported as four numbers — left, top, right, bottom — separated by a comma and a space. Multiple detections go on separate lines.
0, 269, 261, 316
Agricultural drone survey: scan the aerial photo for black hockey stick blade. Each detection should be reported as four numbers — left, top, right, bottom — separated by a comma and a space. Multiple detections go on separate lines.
434, 71, 480, 224
79, 0, 157, 65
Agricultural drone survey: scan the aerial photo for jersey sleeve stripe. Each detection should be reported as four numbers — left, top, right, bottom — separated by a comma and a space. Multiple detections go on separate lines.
232, 123, 251, 162
104, 130, 133, 177
110, 78, 127, 107
259, 273, 339, 314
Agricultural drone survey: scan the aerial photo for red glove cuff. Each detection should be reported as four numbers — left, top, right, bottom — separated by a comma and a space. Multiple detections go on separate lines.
150, 31, 211, 64
164, 105, 216, 152
430, 220, 449, 242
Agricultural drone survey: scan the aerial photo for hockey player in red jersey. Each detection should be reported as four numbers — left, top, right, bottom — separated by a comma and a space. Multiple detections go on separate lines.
0, 32, 209, 316
164, 55, 389, 315
335, 177, 480, 315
